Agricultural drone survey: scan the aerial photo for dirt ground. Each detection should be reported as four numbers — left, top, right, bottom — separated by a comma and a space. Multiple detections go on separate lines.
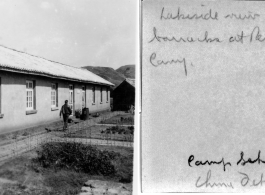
0, 145, 133, 195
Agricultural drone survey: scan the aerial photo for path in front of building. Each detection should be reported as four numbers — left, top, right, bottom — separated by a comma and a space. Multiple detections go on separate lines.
0, 111, 133, 162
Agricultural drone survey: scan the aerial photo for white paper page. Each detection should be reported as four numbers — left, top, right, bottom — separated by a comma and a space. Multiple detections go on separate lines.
142, 0, 265, 193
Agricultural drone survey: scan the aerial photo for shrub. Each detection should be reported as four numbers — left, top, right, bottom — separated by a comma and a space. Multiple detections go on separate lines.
12, 133, 19, 139
103, 126, 135, 135
128, 126, 134, 131
128, 126, 134, 135
113, 154, 133, 183
75, 109, 82, 118
22, 131, 29, 136
36, 142, 117, 176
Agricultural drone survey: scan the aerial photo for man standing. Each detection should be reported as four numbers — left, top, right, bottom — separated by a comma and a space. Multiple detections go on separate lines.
60, 100, 72, 130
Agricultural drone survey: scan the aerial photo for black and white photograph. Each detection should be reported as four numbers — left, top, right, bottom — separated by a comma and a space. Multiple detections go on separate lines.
0, 0, 137, 194
142, 0, 265, 193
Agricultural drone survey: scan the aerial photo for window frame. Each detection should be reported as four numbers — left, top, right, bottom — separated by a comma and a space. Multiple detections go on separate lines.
51, 83, 58, 108
26, 80, 34, 111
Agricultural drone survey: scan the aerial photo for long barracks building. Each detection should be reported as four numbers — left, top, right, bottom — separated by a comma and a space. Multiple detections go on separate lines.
0, 45, 114, 133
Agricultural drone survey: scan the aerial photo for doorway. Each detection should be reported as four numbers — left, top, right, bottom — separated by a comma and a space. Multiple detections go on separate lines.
69, 85, 74, 114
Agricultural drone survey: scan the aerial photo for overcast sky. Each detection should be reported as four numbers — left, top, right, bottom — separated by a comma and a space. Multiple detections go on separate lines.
0, 0, 137, 69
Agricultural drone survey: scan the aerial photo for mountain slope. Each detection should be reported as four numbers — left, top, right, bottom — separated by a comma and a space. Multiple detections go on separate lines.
116, 65, 135, 79
82, 66, 125, 88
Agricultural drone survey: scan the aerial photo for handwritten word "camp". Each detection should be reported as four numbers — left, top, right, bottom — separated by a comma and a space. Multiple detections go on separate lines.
188, 155, 231, 171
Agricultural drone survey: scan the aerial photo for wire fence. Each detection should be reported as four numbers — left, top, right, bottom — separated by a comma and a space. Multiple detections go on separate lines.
65, 122, 134, 142
0, 111, 134, 163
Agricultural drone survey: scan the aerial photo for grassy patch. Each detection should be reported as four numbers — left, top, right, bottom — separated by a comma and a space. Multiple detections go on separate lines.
102, 125, 134, 135
100, 114, 134, 125
35, 142, 133, 183
36, 142, 117, 176
66, 125, 134, 142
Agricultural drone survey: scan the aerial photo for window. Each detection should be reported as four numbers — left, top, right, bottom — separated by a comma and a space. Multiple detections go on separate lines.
82, 85, 86, 109
106, 87, 109, 102
100, 87, 103, 103
69, 85, 74, 112
26, 80, 37, 115
92, 86, 95, 104
26, 80, 34, 110
51, 83, 58, 107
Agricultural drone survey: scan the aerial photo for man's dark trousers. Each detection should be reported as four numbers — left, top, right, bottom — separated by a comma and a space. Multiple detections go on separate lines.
63, 114, 70, 130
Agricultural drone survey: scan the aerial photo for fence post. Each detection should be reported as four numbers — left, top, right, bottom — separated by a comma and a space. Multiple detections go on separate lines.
29, 133, 31, 151
86, 129, 87, 145
90, 127, 91, 145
